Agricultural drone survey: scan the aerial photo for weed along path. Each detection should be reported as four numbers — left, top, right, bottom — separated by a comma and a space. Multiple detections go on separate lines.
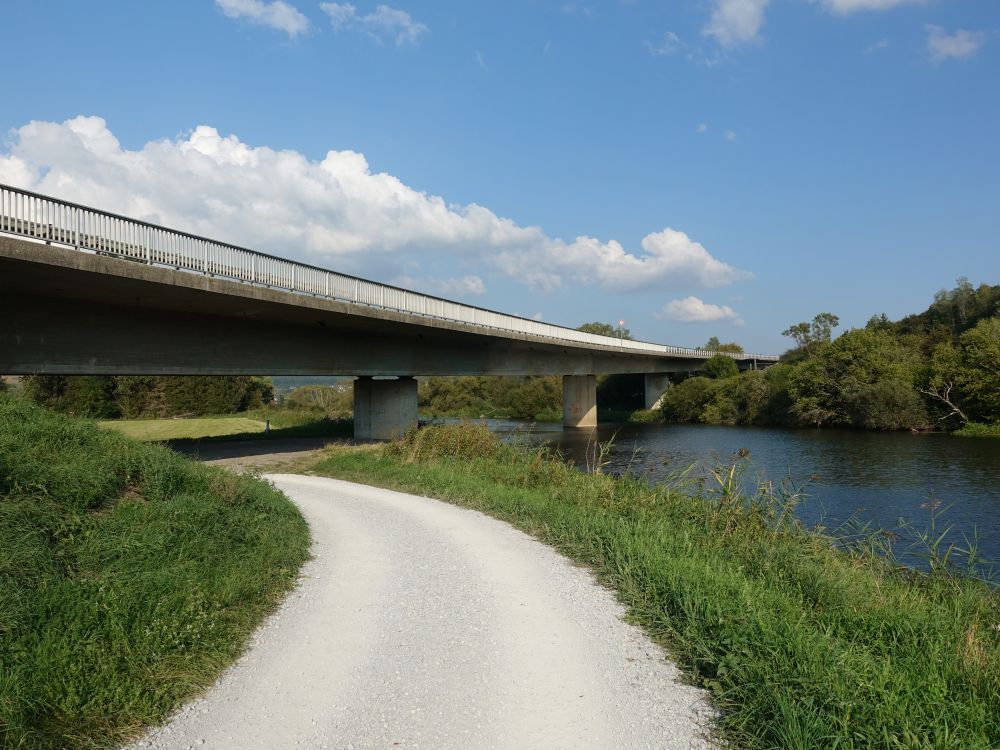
127, 474, 716, 750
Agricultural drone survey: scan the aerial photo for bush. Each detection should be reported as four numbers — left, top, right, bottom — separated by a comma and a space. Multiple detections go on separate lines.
660, 377, 716, 422
846, 379, 929, 430
704, 354, 739, 380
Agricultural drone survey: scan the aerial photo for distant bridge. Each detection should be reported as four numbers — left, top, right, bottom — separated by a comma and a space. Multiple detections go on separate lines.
0, 184, 778, 438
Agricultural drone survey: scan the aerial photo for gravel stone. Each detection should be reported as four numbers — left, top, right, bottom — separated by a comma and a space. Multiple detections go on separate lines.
123, 475, 717, 749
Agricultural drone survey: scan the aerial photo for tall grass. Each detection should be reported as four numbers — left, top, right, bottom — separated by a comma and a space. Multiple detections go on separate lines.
0, 395, 310, 749
316, 423, 1000, 750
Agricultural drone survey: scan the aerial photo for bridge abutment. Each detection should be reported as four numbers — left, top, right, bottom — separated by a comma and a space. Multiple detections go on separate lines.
562, 374, 597, 428
643, 373, 672, 411
353, 376, 418, 441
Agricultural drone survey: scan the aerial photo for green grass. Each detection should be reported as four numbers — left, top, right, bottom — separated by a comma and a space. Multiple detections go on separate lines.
303, 423, 1000, 750
0, 395, 310, 749
954, 422, 1000, 437
100, 416, 267, 441
100, 407, 352, 444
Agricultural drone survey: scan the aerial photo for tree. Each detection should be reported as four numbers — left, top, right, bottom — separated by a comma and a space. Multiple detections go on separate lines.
787, 327, 926, 429
782, 312, 840, 353
285, 384, 354, 417
703, 354, 739, 380
577, 322, 632, 340
956, 317, 1000, 422
701, 337, 743, 353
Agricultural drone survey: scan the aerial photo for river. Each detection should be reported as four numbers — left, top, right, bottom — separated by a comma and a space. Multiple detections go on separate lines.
466, 419, 1000, 569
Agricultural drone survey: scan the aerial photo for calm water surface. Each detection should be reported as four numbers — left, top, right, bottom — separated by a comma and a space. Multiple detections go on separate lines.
466, 419, 1000, 567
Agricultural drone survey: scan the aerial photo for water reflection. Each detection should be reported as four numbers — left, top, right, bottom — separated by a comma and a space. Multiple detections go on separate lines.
451, 418, 1000, 566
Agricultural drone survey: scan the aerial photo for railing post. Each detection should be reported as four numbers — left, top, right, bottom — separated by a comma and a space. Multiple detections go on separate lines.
146, 226, 151, 264
325, 271, 330, 297
74, 207, 81, 249
252, 255, 257, 284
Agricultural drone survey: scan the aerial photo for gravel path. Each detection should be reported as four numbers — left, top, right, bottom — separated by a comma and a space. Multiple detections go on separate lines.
127, 474, 716, 750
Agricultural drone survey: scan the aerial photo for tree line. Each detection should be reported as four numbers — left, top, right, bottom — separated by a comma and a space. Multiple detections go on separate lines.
661, 279, 1000, 431
18, 376, 273, 419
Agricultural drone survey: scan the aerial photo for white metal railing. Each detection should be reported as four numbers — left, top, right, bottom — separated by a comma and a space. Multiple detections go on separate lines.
0, 183, 779, 363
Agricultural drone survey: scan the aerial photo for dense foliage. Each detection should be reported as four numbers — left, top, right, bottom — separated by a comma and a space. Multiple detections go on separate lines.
419, 375, 563, 421
662, 280, 1000, 432
0, 394, 309, 749
282, 383, 354, 417
21, 375, 274, 419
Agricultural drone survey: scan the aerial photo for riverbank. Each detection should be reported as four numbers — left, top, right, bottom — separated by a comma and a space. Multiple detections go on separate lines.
0, 395, 310, 749
299, 423, 1000, 749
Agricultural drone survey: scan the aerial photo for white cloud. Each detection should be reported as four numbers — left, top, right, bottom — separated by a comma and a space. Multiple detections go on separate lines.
697, 123, 708, 133
475, 50, 487, 69
818, 0, 924, 14
926, 25, 986, 62
321, 1, 356, 28
656, 296, 743, 324
491, 228, 751, 293
865, 38, 890, 53
724, 129, 738, 141
393, 275, 486, 297
0, 116, 751, 296
320, 3, 427, 45
215, 0, 310, 36
703, 0, 770, 47
645, 31, 683, 56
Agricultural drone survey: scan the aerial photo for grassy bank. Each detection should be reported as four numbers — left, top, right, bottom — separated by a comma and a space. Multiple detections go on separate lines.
955, 422, 1000, 438
303, 424, 1000, 750
0, 395, 310, 749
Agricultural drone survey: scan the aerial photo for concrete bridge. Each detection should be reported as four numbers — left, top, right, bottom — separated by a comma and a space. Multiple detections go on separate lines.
0, 184, 778, 439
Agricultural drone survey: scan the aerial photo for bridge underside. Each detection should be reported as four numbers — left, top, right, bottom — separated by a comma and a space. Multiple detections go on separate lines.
0, 238, 757, 437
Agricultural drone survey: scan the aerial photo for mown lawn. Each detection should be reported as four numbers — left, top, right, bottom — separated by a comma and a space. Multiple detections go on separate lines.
100, 408, 352, 444
0, 395, 310, 749
100, 416, 267, 441
303, 423, 1000, 750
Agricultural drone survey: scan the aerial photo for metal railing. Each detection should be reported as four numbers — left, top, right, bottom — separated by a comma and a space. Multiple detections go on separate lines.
0, 183, 779, 362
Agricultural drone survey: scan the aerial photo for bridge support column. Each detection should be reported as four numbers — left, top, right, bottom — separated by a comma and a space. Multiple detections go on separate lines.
644, 373, 672, 410
562, 374, 597, 428
354, 376, 418, 441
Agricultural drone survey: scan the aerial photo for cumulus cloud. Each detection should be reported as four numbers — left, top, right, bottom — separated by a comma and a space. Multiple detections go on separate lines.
818, 0, 924, 14
320, 3, 427, 45
656, 296, 743, 325
703, 0, 770, 47
393, 274, 486, 297
492, 228, 751, 293
0, 116, 751, 295
215, 0, 310, 36
926, 25, 986, 62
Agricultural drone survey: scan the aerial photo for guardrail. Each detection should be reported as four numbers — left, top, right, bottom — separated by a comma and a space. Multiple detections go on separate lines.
0, 183, 778, 363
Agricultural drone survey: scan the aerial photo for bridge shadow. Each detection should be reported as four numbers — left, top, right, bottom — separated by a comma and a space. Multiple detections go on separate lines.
169, 419, 353, 467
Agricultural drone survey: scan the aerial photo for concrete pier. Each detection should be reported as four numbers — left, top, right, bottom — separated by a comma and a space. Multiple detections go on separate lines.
643, 373, 672, 410
562, 374, 597, 428
353, 376, 418, 440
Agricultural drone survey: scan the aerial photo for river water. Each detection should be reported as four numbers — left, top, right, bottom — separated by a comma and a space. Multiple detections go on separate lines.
470, 419, 1000, 569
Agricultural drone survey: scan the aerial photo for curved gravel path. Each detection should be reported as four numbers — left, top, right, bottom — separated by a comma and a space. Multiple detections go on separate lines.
127, 474, 715, 750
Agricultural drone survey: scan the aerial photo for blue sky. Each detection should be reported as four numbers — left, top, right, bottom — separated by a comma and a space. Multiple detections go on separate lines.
1, 0, 997, 352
